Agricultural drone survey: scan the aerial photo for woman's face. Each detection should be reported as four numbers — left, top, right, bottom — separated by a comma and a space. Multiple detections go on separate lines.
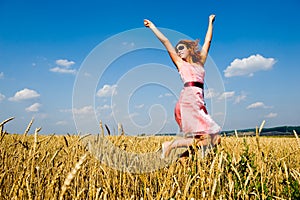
176, 44, 189, 59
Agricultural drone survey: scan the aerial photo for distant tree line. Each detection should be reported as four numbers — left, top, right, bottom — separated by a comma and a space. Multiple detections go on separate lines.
221, 126, 300, 136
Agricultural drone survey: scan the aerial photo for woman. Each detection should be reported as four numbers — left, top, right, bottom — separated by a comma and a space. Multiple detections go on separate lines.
144, 14, 221, 158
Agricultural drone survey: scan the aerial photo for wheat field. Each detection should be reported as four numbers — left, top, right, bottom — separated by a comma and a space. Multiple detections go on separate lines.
1, 118, 300, 199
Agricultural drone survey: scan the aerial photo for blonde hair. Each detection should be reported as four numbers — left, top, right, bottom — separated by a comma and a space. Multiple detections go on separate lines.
175, 39, 202, 64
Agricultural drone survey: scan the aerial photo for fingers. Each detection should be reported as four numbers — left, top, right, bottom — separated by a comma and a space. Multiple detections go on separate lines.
143, 19, 148, 26
143, 19, 151, 27
209, 14, 216, 23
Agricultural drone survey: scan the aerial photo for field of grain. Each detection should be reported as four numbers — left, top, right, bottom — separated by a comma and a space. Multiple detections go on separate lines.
1, 118, 300, 199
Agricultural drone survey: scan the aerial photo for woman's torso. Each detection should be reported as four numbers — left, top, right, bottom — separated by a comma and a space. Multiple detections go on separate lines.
179, 61, 205, 83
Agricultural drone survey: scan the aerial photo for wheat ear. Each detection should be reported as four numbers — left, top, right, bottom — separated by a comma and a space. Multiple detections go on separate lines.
59, 153, 87, 200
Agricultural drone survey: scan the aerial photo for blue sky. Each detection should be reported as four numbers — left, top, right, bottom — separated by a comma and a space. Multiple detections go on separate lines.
1, 0, 300, 135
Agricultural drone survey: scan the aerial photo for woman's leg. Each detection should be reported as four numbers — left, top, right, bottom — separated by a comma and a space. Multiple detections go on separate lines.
162, 136, 211, 158
211, 133, 221, 146
177, 134, 220, 160
162, 138, 193, 158
174, 101, 182, 129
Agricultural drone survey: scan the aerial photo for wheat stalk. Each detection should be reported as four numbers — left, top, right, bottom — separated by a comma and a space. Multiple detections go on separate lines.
59, 153, 87, 200
0, 117, 15, 131
23, 118, 34, 137
0, 117, 14, 142
293, 130, 300, 148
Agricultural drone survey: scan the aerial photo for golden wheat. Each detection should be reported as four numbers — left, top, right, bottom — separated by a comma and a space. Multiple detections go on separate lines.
0, 118, 300, 199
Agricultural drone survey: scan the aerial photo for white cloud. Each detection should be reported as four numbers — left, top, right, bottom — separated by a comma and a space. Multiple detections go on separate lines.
50, 67, 77, 74
206, 90, 246, 104
0, 72, 4, 79
224, 54, 276, 77
56, 120, 68, 125
265, 112, 278, 118
135, 104, 144, 109
50, 59, 76, 74
72, 105, 94, 115
9, 88, 40, 101
247, 102, 271, 109
97, 84, 117, 97
205, 88, 219, 99
219, 91, 235, 100
0, 93, 5, 102
98, 104, 111, 110
158, 93, 172, 98
56, 59, 75, 67
59, 106, 94, 116
234, 93, 247, 104
128, 112, 139, 118
25, 103, 41, 112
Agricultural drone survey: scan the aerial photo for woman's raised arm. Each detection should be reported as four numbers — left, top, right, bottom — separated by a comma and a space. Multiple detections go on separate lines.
200, 14, 215, 65
144, 19, 182, 70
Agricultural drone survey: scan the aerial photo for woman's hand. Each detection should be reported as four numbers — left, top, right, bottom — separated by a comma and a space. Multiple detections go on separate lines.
144, 19, 154, 28
209, 14, 215, 23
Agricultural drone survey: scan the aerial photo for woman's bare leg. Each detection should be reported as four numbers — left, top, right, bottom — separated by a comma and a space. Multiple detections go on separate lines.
211, 133, 221, 146
162, 136, 211, 158
162, 138, 193, 158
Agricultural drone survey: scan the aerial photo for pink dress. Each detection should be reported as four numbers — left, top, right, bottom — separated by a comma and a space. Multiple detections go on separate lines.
175, 61, 220, 137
